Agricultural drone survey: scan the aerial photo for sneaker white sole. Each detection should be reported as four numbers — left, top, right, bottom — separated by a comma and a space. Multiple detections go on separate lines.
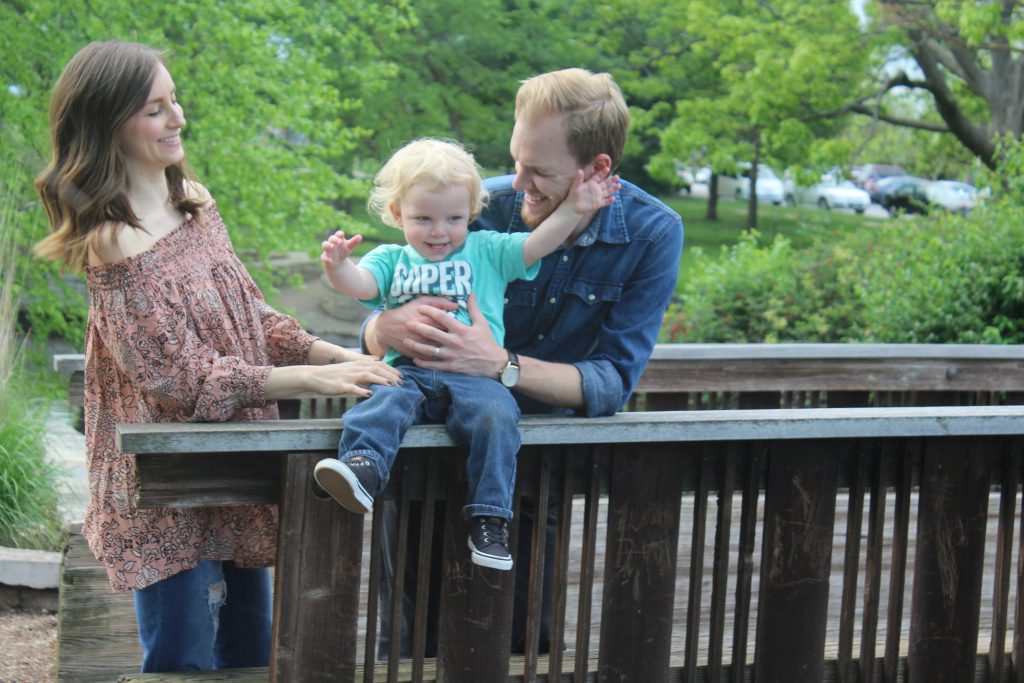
313, 459, 373, 514
467, 537, 513, 571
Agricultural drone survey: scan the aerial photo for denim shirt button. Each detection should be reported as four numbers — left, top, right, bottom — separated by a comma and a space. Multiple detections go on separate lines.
562, 254, 569, 262
588, 294, 596, 301
504, 297, 509, 304
549, 297, 557, 304
537, 334, 544, 340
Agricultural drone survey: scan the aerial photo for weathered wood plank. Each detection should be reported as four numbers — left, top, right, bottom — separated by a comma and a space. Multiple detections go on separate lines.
120, 406, 1024, 457
59, 532, 141, 682
907, 437, 993, 682
598, 442, 685, 682
271, 453, 362, 683
754, 440, 839, 682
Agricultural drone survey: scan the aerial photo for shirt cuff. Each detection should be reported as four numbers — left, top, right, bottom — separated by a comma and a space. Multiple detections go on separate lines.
576, 360, 626, 417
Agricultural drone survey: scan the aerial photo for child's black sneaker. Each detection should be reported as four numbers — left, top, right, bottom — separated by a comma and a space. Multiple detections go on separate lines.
313, 457, 379, 514
468, 516, 513, 570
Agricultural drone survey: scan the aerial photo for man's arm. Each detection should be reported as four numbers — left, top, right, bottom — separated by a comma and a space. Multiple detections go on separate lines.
401, 295, 585, 409
362, 297, 461, 358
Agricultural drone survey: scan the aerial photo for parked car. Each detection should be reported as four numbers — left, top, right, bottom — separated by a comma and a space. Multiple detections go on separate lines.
871, 175, 930, 215
926, 180, 978, 214
717, 163, 785, 204
854, 163, 908, 195
787, 173, 871, 213
674, 163, 711, 194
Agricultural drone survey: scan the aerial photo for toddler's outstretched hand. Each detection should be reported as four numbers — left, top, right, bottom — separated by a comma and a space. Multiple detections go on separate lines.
320, 230, 363, 269
571, 170, 621, 214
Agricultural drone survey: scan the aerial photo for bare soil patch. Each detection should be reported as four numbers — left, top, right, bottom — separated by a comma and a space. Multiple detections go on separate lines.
0, 608, 57, 683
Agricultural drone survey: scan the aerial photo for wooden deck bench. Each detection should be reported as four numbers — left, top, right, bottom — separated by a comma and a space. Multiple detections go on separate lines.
52, 344, 1024, 682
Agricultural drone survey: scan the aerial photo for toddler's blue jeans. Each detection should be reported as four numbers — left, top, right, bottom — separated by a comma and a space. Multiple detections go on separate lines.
339, 364, 521, 520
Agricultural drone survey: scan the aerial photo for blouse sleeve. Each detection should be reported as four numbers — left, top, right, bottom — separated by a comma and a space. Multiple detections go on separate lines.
256, 298, 318, 366
93, 282, 273, 423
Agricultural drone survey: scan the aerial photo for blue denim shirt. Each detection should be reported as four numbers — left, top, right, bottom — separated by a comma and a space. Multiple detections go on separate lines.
476, 175, 683, 417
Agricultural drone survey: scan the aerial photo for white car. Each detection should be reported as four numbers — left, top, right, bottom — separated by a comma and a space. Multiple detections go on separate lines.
716, 163, 785, 204
926, 180, 978, 214
789, 176, 871, 213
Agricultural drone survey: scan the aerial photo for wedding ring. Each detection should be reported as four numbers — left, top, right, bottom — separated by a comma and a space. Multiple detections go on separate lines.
433, 346, 441, 359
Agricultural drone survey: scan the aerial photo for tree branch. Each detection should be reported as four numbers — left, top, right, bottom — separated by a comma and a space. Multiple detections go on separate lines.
847, 104, 950, 132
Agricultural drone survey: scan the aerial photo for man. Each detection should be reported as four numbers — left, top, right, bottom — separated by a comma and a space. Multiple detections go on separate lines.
365, 67, 684, 655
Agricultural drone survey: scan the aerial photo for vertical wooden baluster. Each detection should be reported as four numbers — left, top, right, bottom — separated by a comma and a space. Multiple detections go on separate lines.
754, 439, 839, 682
839, 442, 868, 683
989, 441, 1019, 680
707, 446, 735, 683
684, 451, 709, 683
731, 445, 763, 683
907, 437, 991, 682
883, 440, 913, 683
575, 447, 605, 680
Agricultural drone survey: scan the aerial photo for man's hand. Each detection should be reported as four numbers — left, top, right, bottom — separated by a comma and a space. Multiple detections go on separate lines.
366, 296, 459, 358
403, 293, 506, 377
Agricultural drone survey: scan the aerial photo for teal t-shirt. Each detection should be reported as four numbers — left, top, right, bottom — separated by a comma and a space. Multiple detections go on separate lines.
356, 230, 540, 364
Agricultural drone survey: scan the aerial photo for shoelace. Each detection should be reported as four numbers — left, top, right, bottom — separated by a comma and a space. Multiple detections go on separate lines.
480, 520, 508, 545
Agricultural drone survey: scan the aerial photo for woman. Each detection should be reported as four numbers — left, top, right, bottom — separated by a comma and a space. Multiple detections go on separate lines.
34, 41, 400, 672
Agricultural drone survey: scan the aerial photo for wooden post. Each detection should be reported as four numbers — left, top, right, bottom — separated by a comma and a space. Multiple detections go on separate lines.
755, 440, 839, 683
907, 437, 992, 683
598, 443, 685, 683
271, 452, 363, 682
436, 452, 516, 682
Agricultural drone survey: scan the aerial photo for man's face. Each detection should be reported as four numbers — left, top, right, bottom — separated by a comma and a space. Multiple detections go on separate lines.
510, 113, 590, 229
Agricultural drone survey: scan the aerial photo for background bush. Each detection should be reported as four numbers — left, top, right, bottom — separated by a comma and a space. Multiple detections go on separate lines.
0, 192, 65, 551
664, 146, 1024, 344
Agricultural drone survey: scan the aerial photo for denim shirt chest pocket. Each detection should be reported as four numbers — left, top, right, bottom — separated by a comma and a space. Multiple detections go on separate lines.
558, 278, 622, 339
505, 278, 623, 345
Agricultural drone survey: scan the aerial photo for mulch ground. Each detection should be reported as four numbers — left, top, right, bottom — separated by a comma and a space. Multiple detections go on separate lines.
0, 608, 57, 683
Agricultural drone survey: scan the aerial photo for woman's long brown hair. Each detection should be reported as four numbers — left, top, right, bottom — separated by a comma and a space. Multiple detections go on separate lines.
34, 41, 203, 270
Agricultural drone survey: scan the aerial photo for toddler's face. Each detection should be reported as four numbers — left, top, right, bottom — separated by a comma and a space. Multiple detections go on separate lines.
392, 183, 471, 262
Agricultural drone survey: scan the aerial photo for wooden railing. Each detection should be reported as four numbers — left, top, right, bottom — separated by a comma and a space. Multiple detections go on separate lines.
54, 344, 1024, 681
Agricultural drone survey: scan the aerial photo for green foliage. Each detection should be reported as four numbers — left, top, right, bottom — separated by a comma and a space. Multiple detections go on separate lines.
665, 231, 864, 343
0, 192, 66, 551
1, 0, 413, 345
666, 146, 1024, 344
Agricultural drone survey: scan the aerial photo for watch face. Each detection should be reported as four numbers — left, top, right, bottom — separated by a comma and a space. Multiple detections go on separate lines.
501, 365, 520, 388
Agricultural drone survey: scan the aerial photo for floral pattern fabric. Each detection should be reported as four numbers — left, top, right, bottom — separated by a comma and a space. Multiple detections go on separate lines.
82, 202, 316, 592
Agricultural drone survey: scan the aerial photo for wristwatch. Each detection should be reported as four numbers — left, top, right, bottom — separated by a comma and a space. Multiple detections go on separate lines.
499, 350, 520, 388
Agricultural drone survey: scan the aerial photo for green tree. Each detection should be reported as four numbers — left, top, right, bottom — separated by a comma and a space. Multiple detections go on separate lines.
653, 0, 871, 228
355, 0, 596, 174
852, 0, 1024, 170
0, 0, 409, 346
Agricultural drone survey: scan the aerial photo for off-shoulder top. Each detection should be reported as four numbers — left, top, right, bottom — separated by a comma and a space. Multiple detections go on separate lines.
82, 201, 316, 591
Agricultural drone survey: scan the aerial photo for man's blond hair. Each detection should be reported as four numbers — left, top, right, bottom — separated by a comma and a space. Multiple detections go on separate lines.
514, 68, 629, 169
368, 138, 488, 228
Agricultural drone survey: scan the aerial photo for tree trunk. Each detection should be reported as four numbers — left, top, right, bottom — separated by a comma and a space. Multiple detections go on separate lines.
706, 173, 719, 221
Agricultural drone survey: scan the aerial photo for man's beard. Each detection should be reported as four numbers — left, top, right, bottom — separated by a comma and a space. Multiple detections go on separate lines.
520, 201, 555, 229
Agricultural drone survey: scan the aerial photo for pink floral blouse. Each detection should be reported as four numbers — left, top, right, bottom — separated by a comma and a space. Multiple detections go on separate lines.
82, 202, 316, 592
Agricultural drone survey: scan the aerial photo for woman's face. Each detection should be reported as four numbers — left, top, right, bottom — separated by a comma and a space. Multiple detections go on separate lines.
118, 63, 186, 174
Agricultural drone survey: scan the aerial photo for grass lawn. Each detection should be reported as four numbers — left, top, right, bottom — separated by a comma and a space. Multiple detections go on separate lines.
661, 194, 890, 284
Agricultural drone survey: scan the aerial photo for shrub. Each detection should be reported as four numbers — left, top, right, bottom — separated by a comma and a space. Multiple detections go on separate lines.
0, 192, 66, 551
665, 170, 1024, 345
665, 231, 865, 343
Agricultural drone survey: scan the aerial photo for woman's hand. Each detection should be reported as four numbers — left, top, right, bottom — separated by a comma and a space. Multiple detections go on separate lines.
266, 358, 401, 401
307, 358, 402, 398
